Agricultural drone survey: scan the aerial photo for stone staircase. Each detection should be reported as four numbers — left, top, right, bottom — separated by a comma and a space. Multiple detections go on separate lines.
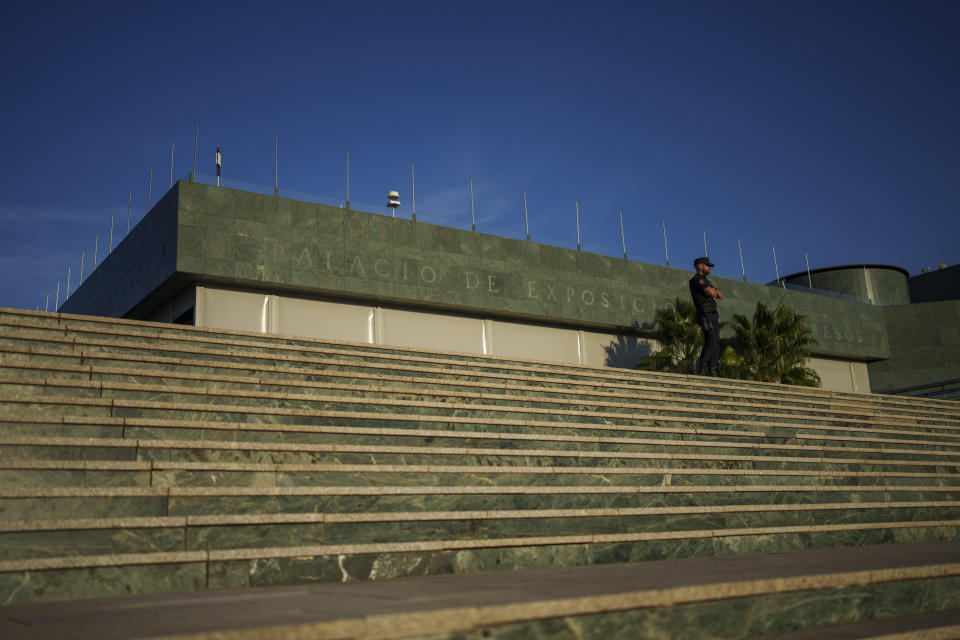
1, 306, 959, 638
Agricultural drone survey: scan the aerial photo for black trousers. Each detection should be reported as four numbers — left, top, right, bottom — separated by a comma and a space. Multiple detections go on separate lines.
696, 312, 720, 374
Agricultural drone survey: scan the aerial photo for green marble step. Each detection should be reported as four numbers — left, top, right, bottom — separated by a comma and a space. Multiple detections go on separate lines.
5, 403, 960, 464
3, 435, 960, 476
4, 543, 959, 638
0, 338, 907, 428
0, 351, 911, 430
3, 415, 960, 471
4, 380, 959, 446
2, 401, 957, 467
2, 308, 958, 613
3, 501, 959, 563
2, 356, 956, 438
2, 312, 957, 425
3, 484, 959, 521
352, 552, 960, 640
7, 306, 960, 422
1, 338, 950, 432
1, 519, 959, 606
2, 338, 945, 428
3, 459, 957, 490
7, 414, 960, 464
0, 309, 943, 412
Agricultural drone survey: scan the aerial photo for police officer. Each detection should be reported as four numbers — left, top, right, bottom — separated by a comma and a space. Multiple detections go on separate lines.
689, 257, 724, 376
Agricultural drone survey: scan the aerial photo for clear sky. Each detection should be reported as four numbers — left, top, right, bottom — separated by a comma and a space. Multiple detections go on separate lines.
1, 0, 958, 311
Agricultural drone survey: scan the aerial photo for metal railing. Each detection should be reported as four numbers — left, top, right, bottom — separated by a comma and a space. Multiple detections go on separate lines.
880, 378, 960, 401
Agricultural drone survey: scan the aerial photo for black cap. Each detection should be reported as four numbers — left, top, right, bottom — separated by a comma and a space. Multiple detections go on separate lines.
693, 257, 714, 267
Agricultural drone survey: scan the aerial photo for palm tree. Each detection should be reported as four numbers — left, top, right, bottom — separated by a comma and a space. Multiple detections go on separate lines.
725, 303, 820, 386
635, 298, 703, 374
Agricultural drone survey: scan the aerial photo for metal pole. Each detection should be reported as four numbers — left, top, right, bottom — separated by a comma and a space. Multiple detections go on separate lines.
805, 252, 813, 289
523, 189, 530, 242
79, 251, 85, 283
662, 220, 670, 268
45, 294, 49, 313
192, 120, 198, 181
575, 201, 581, 251
55, 281, 60, 311
94, 234, 99, 268
619, 210, 627, 259
216, 148, 221, 187
109, 214, 114, 253
411, 164, 416, 222
127, 192, 132, 235
703, 229, 708, 258
863, 265, 875, 304
147, 169, 153, 212
66, 266, 71, 298
274, 136, 278, 196
468, 177, 475, 232
737, 236, 746, 281
169, 139, 175, 188
772, 243, 784, 287
345, 149, 350, 209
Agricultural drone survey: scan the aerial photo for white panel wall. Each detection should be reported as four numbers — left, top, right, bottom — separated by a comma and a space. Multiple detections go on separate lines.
580, 330, 654, 368
275, 296, 372, 343
850, 361, 870, 393
808, 357, 871, 393
486, 319, 581, 363
196, 287, 270, 334
190, 287, 870, 390
379, 308, 485, 353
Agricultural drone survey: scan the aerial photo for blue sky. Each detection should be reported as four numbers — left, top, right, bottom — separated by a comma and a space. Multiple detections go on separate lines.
1, 1, 958, 311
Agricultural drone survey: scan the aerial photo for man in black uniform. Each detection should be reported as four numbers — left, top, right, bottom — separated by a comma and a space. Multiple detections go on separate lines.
689, 257, 724, 376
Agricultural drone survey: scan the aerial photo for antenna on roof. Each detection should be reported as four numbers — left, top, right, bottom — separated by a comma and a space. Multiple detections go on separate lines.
575, 201, 581, 251
523, 189, 530, 242
469, 177, 476, 232
387, 190, 401, 217
192, 120, 198, 181
737, 236, 746, 281
619, 211, 627, 259
772, 243, 784, 288
662, 220, 670, 268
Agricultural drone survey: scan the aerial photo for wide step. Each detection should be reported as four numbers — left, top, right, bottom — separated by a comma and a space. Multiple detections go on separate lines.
0, 304, 957, 639
2, 542, 959, 639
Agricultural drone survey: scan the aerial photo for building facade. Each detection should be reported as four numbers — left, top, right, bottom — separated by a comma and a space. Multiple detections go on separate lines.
60, 181, 958, 398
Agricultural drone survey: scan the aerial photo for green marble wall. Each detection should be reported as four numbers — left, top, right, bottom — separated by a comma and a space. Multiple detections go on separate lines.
909, 264, 960, 303
869, 300, 960, 394
784, 266, 911, 306
174, 181, 889, 361
59, 187, 179, 318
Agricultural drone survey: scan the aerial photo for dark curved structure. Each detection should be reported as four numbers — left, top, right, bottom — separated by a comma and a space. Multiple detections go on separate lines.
779, 264, 910, 306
